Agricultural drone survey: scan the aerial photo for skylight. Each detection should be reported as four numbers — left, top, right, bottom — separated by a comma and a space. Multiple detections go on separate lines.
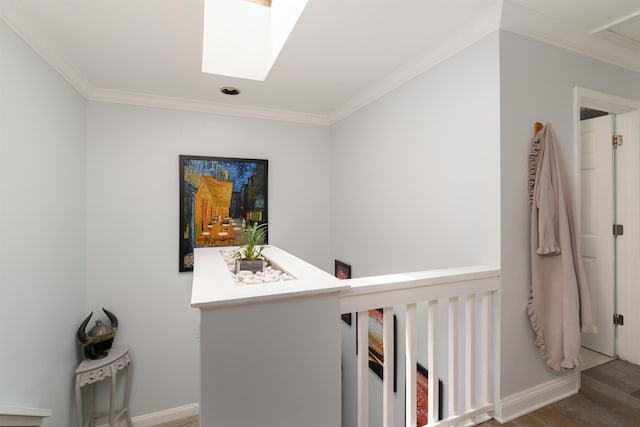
202, 0, 308, 81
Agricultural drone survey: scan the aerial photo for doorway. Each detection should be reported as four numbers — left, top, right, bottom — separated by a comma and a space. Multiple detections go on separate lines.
576, 87, 640, 365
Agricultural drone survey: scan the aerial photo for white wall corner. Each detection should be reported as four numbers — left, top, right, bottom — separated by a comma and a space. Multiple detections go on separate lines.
328, 2, 501, 125
96, 403, 199, 427
494, 371, 579, 423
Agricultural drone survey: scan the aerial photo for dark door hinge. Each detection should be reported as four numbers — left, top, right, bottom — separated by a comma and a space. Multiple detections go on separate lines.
613, 135, 623, 147
613, 224, 624, 236
614, 313, 624, 326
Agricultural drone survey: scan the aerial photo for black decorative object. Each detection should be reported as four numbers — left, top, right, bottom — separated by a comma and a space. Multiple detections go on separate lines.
77, 308, 119, 360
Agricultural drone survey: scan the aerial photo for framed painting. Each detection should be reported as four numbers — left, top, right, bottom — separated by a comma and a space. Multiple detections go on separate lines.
415, 362, 444, 426
179, 155, 268, 272
357, 308, 398, 392
368, 309, 397, 391
335, 260, 352, 325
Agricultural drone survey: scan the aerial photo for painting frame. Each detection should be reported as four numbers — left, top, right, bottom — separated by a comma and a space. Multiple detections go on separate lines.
335, 260, 352, 325
179, 155, 268, 272
415, 362, 444, 426
356, 308, 398, 392
368, 309, 398, 392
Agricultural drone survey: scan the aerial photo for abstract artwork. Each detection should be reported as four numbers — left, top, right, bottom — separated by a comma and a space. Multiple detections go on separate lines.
179, 155, 268, 272
367, 308, 397, 392
416, 363, 444, 426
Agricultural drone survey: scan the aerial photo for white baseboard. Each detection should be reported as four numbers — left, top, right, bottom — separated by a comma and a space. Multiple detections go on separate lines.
495, 372, 579, 423
96, 403, 199, 427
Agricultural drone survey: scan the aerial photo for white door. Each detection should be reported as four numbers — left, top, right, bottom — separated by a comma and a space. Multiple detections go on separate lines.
580, 115, 615, 357
615, 110, 640, 364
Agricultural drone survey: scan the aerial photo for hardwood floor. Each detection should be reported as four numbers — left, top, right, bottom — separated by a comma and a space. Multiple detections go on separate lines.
153, 358, 640, 427
481, 359, 640, 426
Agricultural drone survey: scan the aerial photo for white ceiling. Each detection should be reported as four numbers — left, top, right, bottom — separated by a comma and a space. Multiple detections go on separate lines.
1, 0, 639, 125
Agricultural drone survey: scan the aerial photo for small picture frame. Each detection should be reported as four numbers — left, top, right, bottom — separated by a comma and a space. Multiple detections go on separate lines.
335, 260, 352, 325
335, 259, 351, 280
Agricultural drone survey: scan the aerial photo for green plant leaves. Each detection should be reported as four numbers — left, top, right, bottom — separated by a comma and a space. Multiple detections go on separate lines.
236, 222, 268, 261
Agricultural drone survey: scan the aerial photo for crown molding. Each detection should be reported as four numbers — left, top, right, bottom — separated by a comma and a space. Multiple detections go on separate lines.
1, 1, 330, 126
3, 0, 639, 127
500, 0, 640, 74
589, 9, 640, 34
328, 3, 503, 125
0, 1, 91, 97
87, 88, 331, 126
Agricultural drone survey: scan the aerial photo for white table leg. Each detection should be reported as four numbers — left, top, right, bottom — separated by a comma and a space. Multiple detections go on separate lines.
88, 384, 95, 427
125, 352, 133, 427
75, 376, 82, 427
109, 364, 116, 426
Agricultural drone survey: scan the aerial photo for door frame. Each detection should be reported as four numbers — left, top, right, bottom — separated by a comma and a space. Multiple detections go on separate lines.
574, 87, 640, 362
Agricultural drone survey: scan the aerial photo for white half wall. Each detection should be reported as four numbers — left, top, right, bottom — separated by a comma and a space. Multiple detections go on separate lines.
331, 32, 501, 427
84, 102, 332, 417
498, 30, 640, 401
0, 19, 86, 427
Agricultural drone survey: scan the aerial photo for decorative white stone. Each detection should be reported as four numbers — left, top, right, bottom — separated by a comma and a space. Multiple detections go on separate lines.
214, 248, 297, 287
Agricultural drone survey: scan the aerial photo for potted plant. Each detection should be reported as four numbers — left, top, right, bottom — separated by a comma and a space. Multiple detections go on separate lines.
234, 222, 268, 273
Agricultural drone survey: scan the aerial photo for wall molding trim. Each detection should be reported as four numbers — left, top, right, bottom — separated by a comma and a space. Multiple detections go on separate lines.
495, 372, 579, 423
500, 0, 640, 75
327, 4, 502, 124
2, 0, 639, 126
88, 88, 331, 126
96, 403, 199, 427
0, 0, 90, 98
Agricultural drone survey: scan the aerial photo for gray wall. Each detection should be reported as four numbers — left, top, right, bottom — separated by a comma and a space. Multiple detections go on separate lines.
330, 33, 501, 276
0, 19, 86, 427
499, 30, 640, 397
84, 101, 333, 416
6, 11, 640, 425
331, 32, 501, 427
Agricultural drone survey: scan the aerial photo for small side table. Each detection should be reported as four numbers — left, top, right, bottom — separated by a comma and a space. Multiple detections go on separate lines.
75, 346, 133, 427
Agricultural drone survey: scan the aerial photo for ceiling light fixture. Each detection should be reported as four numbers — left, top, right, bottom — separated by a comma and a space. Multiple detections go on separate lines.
220, 87, 241, 95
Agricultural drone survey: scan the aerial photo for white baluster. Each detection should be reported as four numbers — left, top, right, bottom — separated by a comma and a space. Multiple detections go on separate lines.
406, 303, 417, 427
448, 296, 460, 418
383, 307, 394, 427
479, 292, 492, 406
357, 310, 369, 427
464, 293, 476, 412
427, 299, 439, 425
